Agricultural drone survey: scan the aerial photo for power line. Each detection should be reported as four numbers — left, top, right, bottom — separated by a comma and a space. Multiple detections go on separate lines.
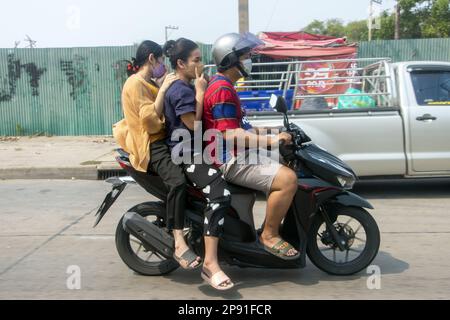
264, 0, 280, 31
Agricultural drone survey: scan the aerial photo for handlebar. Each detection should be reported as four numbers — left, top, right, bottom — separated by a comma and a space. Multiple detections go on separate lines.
278, 138, 297, 162
276, 122, 312, 163
285, 123, 312, 146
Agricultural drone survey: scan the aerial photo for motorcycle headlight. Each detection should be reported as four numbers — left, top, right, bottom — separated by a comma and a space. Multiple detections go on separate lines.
337, 175, 355, 189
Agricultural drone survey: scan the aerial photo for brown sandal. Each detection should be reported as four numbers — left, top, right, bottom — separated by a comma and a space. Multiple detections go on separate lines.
173, 249, 202, 270
260, 237, 300, 260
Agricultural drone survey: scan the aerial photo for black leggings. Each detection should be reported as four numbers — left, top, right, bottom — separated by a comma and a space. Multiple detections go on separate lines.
182, 163, 231, 238
148, 140, 186, 230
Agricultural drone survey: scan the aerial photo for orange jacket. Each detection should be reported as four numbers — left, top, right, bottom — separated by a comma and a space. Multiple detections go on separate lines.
113, 74, 166, 172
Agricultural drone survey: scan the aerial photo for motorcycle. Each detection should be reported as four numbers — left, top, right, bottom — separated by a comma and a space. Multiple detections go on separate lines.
94, 95, 380, 276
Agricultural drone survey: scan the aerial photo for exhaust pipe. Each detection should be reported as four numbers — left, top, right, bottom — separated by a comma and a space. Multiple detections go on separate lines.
122, 212, 174, 258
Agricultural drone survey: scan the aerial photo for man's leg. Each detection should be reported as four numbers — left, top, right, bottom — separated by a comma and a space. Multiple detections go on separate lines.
260, 166, 299, 256
220, 156, 299, 257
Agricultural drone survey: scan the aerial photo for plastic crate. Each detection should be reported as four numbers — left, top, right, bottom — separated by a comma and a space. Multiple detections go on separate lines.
238, 89, 294, 111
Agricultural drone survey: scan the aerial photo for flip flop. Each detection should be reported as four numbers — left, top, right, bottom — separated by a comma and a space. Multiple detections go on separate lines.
261, 238, 300, 261
201, 268, 234, 291
173, 249, 202, 270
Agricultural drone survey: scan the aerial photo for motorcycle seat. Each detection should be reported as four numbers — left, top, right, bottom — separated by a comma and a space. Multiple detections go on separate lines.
227, 183, 256, 195
116, 149, 256, 194
117, 148, 130, 160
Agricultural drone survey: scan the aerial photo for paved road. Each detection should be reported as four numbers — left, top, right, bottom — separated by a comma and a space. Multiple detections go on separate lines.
0, 178, 449, 299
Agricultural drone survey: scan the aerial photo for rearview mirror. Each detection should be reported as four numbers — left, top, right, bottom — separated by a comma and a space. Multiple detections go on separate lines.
269, 94, 288, 114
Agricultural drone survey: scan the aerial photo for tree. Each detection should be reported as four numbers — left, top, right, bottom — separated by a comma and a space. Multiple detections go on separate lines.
421, 0, 450, 37
396, 0, 449, 38
345, 20, 369, 42
302, 20, 326, 35
325, 19, 346, 37
397, 0, 424, 38
372, 11, 396, 40
303, 19, 346, 37
301, 0, 449, 41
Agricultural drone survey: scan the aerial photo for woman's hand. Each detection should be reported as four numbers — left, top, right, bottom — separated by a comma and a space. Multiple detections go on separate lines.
154, 73, 178, 119
154, 70, 168, 88
159, 72, 179, 93
194, 67, 208, 94
194, 67, 207, 121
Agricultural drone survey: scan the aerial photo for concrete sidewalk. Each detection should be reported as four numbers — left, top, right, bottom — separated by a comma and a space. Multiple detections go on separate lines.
0, 136, 121, 180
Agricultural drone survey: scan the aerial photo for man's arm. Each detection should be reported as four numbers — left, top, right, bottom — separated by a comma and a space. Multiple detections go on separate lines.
222, 128, 291, 149
250, 125, 285, 135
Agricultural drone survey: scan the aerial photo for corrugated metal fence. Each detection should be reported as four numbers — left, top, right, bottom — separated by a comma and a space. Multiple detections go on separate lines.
0, 46, 137, 136
358, 38, 450, 62
0, 43, 213, 136
1, 39, 449, 136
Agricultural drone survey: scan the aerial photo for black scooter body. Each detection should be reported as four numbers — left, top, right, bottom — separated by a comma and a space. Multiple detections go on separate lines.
106, 150, 372, 270
95, 96, 379, 275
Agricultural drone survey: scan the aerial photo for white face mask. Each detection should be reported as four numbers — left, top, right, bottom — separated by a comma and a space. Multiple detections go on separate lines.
241, 59, 253, 76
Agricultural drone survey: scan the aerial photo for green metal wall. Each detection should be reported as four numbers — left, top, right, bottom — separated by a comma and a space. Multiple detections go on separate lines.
0, 43, 213, 136
0, 46, 138, 136
358, 38, 450, 63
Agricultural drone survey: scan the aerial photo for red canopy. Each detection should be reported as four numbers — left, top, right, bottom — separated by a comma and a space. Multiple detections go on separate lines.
257, 31, 357, 59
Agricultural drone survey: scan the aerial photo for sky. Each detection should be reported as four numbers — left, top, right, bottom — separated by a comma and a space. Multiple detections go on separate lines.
0, 0, 398, 48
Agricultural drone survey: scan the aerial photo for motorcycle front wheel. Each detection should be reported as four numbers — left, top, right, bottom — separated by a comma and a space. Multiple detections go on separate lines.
306, 205, 380, 276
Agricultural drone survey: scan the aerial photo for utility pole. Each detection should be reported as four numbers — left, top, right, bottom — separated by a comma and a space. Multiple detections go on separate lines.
239, 0, 249, 34
368, 0, 382, 41
165, 25, 179, 43
394, 1, 400, 40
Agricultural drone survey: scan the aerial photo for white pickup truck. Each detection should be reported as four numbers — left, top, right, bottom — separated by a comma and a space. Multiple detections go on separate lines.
237, 58, 450, 178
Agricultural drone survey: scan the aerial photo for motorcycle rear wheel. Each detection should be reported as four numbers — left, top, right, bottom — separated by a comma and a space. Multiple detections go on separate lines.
115, 201, 179, 276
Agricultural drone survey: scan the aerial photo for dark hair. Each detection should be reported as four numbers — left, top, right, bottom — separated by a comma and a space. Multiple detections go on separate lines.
126, 40, 163, 76
163, 38, 199, 70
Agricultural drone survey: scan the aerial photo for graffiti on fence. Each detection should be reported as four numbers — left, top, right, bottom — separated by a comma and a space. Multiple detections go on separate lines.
0, 53, 46, 102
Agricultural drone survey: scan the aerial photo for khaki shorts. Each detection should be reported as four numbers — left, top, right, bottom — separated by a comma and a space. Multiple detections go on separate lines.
219, 150, 283, 196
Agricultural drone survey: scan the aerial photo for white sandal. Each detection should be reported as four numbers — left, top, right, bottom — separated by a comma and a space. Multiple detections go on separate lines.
201, 268, 234, 291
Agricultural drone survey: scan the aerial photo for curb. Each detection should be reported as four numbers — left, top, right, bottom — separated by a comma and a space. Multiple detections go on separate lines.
1, 166, 100, 180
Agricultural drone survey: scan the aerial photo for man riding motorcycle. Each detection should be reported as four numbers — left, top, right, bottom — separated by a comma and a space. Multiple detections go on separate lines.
203, 32, 300, 260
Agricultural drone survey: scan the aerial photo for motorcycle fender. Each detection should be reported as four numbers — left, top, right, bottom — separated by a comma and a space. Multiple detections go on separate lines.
93, 182, 127, 227
332, 192, 374, 210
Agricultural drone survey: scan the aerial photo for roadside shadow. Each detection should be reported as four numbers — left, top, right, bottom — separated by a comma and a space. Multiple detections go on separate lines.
353, 178, 450, 199
162, 250, 408, 299
370, 250, 410, 274
162, 269, 244, 299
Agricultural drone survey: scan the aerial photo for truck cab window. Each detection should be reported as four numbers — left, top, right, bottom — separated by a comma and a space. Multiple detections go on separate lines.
411, 70, 450, 106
